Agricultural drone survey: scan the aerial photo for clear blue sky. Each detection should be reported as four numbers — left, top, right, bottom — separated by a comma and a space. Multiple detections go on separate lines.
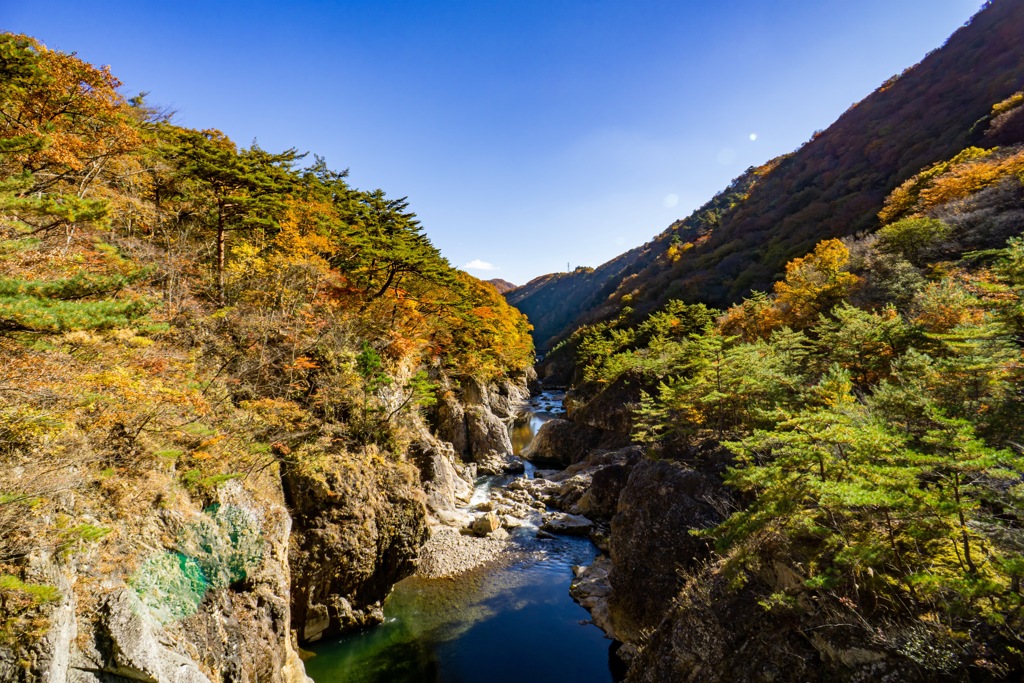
3, 0, 985, 286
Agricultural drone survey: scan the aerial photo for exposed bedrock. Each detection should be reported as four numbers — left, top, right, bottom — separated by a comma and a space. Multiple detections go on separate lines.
284, 451, 428, 645
607, 458, 726, 643
520, 418, 618, 468
433, 373, 531, 474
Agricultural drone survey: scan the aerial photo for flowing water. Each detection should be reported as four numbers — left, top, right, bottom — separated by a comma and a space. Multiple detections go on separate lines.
305, 391, 617, 683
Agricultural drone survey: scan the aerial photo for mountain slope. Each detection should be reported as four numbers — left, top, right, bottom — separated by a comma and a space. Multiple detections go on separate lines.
510, 0, 1024, 351
487, 278, 517, 294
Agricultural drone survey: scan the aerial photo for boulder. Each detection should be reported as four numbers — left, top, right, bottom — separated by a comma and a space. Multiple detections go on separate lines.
577, 461, 634, 520
520, 418, 604, 467
471, 512, 501, 536
474, 451, 524, 476
540, 512, 594, 536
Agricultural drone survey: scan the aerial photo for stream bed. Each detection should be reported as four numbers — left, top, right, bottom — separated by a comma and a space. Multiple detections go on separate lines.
304, 391, 617, 683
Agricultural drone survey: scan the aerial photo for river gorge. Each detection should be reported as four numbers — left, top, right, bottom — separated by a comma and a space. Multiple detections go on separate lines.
304, 391, 619, 682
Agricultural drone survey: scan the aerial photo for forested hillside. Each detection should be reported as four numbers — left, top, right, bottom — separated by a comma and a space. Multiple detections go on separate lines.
0, 32, 532, 678
510, 0, 1024, 353
550, 91, 1024, 681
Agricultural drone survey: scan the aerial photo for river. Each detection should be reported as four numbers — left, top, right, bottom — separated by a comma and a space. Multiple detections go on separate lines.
304, 390, 618, 682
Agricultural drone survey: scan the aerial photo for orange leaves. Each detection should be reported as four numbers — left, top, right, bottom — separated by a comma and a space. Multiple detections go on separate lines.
719, 240, 860, 340
286, 355, 320, 372
471, 305, 496, 320
720, 292, 783, 342
0, 34, 142, 183
919, 148, 1024, 210
879, 146, 1024, 223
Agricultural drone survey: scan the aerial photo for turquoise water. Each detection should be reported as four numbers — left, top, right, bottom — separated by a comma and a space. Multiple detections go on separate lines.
304, 534, 613, 683
305, 391, 615, 683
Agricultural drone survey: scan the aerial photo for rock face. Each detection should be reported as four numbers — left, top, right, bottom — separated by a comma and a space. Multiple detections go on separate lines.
566, 373, 645, 435
608, 458, 725, 643
579, 458, 635, 520
520, 418, 605, 467
284, 450, 428, 644
76, 589, 212, 683
433, 374, 530, 472
6, 480, 309, 683
541, 446, 643, 521
466, 405, 515, 461
626, 562, 930, 683
409, 431, 474, 521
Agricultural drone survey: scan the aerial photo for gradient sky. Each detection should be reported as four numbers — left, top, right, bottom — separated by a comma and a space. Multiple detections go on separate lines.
3, 0, 986, 286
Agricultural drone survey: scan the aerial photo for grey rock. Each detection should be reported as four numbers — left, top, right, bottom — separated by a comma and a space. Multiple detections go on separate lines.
87, 588, 211, 683
608, 458, 724, 643
466, 405, 514, 461
410, 433, 474, 516
570, 555, 614, 636
540, 512, 593, 536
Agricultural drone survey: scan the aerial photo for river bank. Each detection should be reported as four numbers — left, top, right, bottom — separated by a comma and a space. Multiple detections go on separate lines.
304, 390, 619, 682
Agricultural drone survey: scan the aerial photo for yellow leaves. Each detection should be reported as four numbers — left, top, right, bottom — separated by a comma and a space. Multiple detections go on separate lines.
239, 397, 308, 430
920, 149, 1024, 209
773, 239, 859, 329
879, 146, 1024, 223
666, 241, 695, 262
992, 92, 1024, 116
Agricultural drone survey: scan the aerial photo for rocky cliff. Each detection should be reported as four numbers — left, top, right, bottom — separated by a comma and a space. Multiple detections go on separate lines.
1, 479, 309, 683
0, 369, 529, 682
542, 366, 1013, 680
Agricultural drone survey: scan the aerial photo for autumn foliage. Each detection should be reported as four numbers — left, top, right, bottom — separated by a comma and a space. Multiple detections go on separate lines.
558, 133, 1024, 675
0, 31, 532, 640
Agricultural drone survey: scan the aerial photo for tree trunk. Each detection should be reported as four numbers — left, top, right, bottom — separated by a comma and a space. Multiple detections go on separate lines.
216, 207, 226, 305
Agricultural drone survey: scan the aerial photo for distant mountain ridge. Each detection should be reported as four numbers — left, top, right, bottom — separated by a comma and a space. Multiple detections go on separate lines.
508, 0, 1024, 351
487, 278, 517, 294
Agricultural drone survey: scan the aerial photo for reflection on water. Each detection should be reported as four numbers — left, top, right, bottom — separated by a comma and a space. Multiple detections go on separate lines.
304, 537, 610, 683
511, 390, 564, 456
305, 390, 613, 683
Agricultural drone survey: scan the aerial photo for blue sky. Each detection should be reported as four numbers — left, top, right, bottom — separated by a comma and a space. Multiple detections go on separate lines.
4, 0, 986, 285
